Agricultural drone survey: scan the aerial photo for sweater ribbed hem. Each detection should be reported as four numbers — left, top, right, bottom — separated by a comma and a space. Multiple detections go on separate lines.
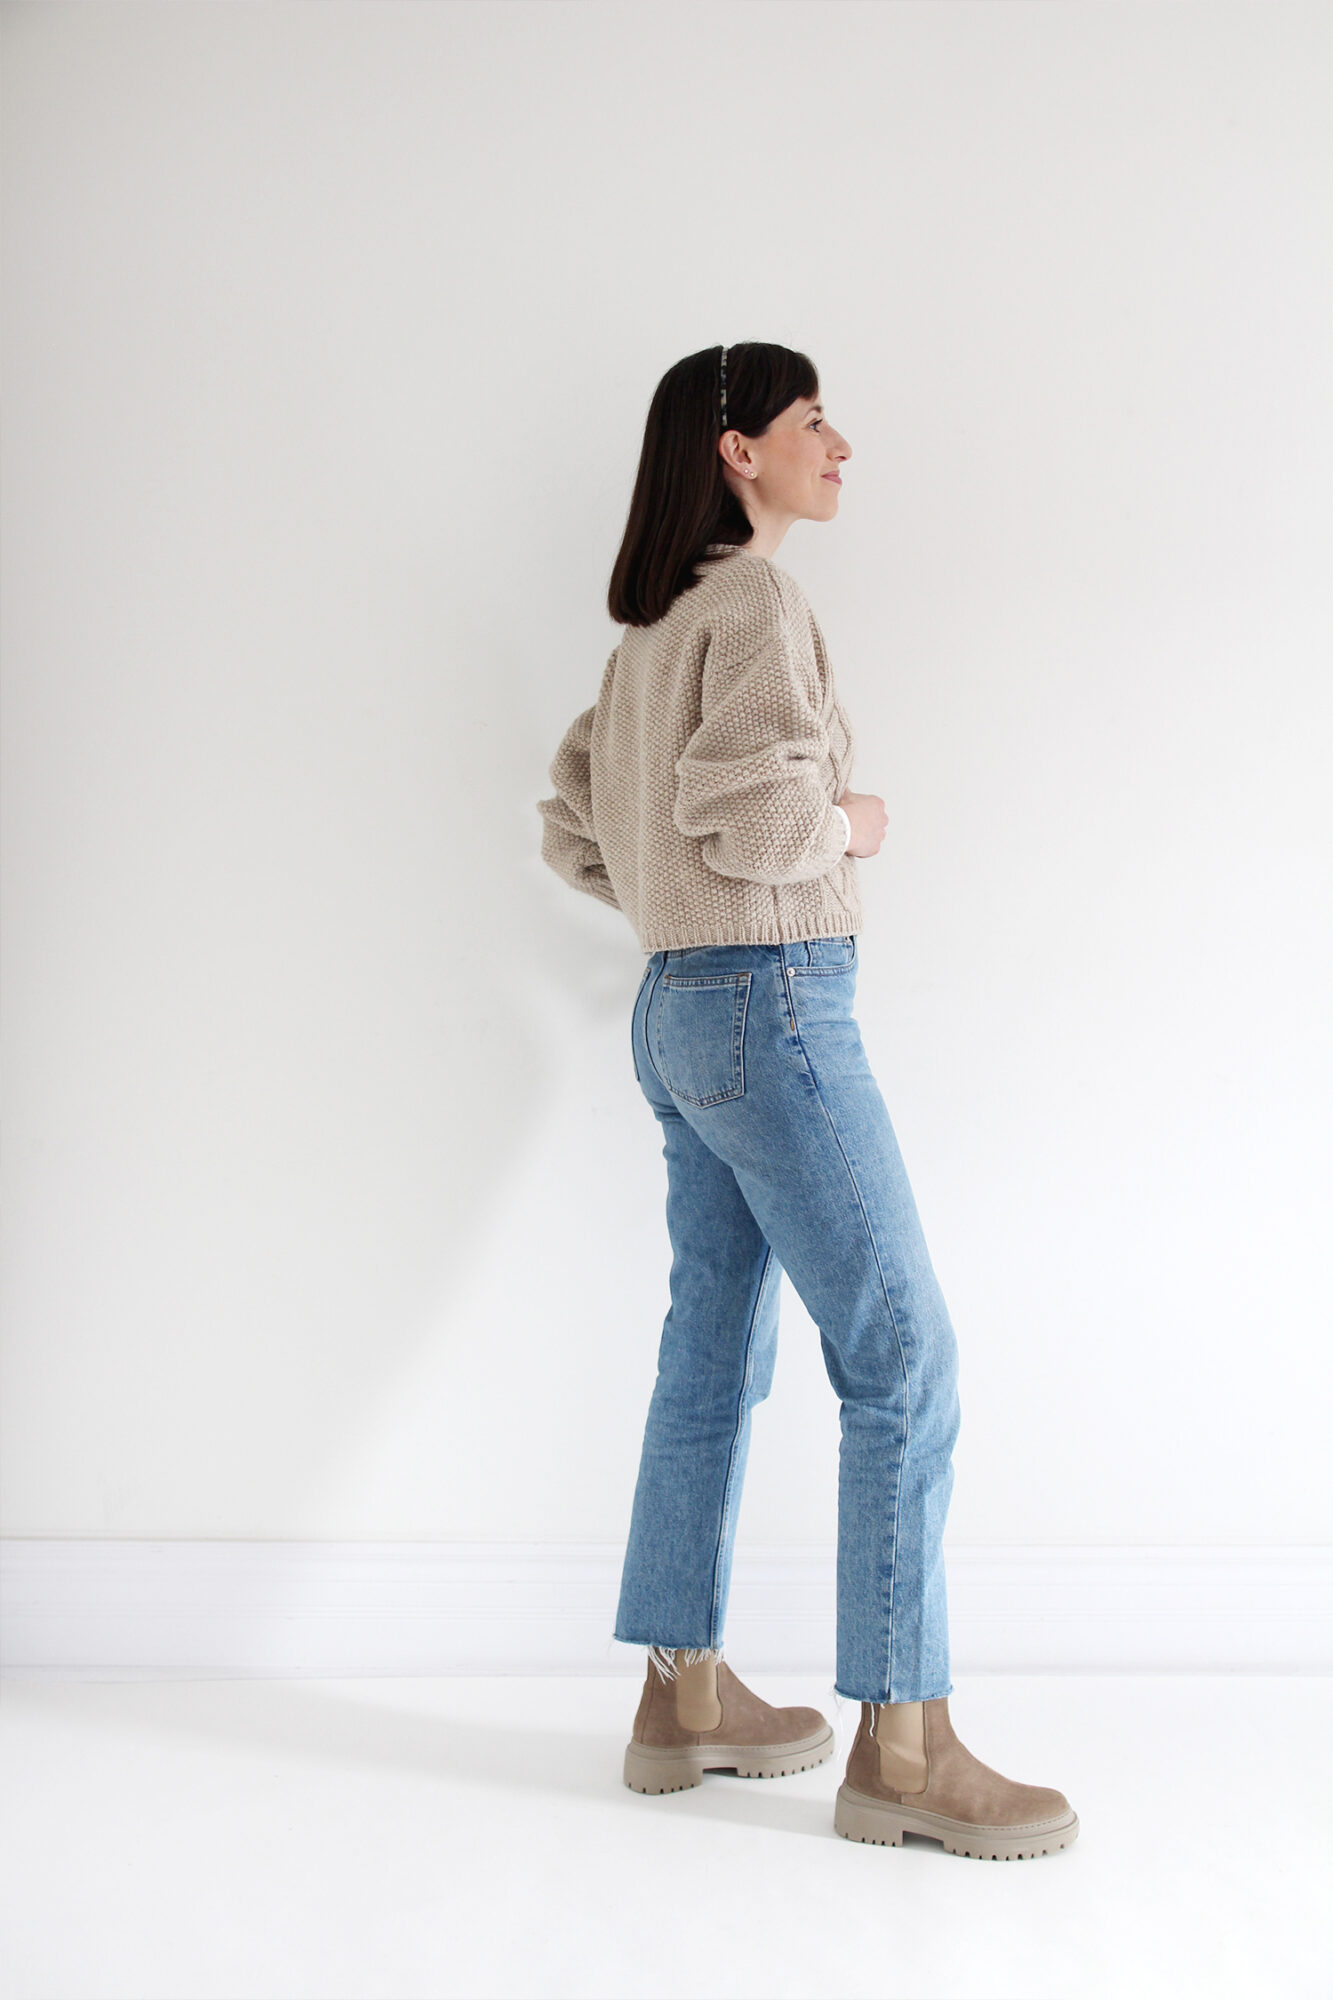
630, 862, 863, 954
636, 928, 863, 953
634, 916, 863, 953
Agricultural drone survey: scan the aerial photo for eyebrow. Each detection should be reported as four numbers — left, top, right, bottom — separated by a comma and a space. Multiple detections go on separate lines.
805, 403, 825, 416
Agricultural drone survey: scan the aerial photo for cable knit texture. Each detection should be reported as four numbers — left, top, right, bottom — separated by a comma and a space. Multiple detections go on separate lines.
537, 544, 863, 951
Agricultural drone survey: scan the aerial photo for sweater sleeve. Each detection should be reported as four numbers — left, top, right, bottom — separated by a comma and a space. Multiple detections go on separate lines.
673, 574, 849, 885
537, 701, 621, 910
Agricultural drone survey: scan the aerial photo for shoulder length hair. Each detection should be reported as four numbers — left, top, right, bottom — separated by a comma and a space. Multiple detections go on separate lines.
607, 342, 819, 629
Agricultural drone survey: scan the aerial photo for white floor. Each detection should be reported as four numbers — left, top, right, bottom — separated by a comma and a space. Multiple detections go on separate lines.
1, 1671, 1329, 2000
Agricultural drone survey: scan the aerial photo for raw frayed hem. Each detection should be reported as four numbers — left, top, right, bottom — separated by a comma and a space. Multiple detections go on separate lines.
644, 1642, 725, 1684
854, 1686, 954, 1736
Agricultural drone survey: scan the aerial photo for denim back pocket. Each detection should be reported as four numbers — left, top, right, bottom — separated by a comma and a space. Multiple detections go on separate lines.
650, 971, 752, 1107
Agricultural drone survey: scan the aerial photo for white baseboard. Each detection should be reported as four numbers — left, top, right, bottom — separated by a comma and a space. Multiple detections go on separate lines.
1, 1541, 1329, 1680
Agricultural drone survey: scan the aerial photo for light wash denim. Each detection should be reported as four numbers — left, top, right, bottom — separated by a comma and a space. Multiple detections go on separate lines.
613, 933, 962, 1704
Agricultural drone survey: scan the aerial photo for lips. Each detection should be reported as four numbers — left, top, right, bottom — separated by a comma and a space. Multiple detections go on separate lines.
822, 473, 842, 484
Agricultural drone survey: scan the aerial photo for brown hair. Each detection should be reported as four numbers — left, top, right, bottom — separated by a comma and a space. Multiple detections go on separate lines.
607, 342, 820, 628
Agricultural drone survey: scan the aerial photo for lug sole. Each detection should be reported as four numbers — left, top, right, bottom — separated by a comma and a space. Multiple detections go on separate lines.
834, 1782, 1079, 1860
624, 1724, 835, 1795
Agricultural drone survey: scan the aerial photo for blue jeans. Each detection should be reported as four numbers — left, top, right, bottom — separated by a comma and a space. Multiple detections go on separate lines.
613, 933, 962, 1704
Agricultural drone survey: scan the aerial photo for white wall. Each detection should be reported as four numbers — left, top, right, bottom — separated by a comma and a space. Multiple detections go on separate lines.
3, 1, 1329, 1562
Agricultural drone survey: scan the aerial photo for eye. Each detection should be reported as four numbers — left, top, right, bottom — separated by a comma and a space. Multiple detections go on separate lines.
810, 417, 824, 431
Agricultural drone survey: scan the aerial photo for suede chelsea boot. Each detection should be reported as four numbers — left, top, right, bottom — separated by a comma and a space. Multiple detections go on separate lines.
624, 1649, 834, 1794
835, 1696, 1080, 1860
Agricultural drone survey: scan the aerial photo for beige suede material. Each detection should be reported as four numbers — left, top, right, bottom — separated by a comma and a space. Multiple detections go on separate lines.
629, 1670, 656, 1746
633, 1658, 827, 1750
846, 1699, 1072, 1828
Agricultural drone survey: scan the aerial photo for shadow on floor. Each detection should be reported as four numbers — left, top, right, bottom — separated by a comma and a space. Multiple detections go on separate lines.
4, 1677, 847, 1840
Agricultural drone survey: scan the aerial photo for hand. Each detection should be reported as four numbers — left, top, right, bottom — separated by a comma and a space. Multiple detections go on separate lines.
837, 788, 888, 859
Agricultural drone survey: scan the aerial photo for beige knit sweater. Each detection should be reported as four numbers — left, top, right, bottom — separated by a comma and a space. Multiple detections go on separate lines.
537, 542, 863, 952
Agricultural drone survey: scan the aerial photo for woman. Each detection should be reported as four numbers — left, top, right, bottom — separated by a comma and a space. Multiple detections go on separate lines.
537, 342, 1078, 1861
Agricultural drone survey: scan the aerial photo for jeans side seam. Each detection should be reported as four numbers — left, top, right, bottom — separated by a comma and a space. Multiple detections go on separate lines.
787, 1009, 911, 1705
640, 955, 669, 1091
708, 1241, 776, 1647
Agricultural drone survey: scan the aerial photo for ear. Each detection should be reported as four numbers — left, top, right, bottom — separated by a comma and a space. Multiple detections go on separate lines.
719, 433, 754, 479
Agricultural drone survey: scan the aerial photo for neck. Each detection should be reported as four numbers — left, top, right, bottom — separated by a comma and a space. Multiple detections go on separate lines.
735, 501, 797, 562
